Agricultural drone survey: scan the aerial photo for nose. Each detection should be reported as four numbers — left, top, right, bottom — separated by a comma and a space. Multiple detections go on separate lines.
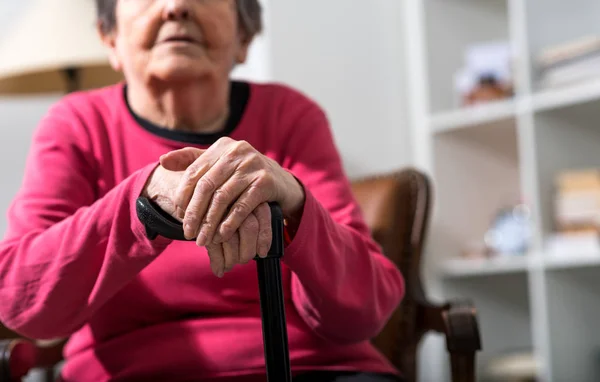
163, 0, 191, 21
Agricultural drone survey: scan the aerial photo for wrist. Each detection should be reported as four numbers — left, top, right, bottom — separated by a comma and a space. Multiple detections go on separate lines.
141, 165, 177, 217
142, 165, 162, 200
281, 173, 305, 235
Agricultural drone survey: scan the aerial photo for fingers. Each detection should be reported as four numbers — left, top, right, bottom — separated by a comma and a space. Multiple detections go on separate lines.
238, 212, 259, 264
251, 202, 271, 258
203, 211, 264, 277
177, 138, 275, 245
205, 242, 226, 278
221, 231, 240, 273
174, 138, 235, 218
182, 158, 239, 241
216, 180, 271, 245
174, 158, 218, 224
160, 147, 205, 171
198, 174, 252, 245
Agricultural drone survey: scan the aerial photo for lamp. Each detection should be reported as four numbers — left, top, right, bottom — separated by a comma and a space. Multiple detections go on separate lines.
0, 0, 123, 95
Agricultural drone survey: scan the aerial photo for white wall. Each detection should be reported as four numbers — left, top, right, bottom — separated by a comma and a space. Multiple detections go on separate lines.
267, 0, 411, 179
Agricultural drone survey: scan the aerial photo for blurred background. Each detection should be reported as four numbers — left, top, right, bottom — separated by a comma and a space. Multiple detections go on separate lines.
1, 0, 600, 381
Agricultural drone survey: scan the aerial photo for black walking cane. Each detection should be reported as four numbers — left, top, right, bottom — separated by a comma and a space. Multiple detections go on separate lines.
136, 197, 292, 382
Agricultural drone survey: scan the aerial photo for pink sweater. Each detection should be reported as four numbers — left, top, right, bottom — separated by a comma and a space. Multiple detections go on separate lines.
0, 81, 405, 381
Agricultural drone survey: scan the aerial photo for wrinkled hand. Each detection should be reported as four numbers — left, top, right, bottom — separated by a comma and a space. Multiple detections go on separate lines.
143, 138, 305, 277
160, 137, 305, 247
143, 156, 272, 277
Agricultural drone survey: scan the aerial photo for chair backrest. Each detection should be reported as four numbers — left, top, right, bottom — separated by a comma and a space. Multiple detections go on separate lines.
350, 168, 432, 378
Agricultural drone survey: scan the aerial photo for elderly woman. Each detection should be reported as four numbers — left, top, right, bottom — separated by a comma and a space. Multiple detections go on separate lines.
0, 1, 405, 381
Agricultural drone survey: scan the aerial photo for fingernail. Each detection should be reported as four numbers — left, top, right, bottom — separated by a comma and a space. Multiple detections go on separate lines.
217, 269, 224, 278
197, 231, 207, 246
184, 224, 193, 239
259, 245, 269, 258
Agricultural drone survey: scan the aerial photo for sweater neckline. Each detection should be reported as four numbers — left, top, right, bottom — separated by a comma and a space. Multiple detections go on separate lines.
122, 81, 250, 145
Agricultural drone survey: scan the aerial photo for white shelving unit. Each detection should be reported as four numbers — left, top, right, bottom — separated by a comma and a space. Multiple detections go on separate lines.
404, 0, 600, 381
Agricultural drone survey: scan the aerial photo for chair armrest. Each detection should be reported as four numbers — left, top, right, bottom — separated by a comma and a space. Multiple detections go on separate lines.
0, 338, 66, 382
1, 339, 37, 382
411, 282, 482, 382
442, 301, 482, 354
411, 278, 482, 353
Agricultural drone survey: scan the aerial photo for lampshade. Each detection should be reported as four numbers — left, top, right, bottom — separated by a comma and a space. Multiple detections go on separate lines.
0, 0, 123, 95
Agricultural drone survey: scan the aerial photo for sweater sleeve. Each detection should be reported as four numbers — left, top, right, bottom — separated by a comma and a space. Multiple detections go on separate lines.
280, 99, 406, 345
0, 104, 172, 340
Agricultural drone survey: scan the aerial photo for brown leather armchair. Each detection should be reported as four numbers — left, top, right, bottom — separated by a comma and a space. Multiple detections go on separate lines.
352, 169, 481, 382
0, 168, 481, 382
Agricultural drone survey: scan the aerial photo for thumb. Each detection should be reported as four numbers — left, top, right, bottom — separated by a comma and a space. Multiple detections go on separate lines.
160, 147, 205, 171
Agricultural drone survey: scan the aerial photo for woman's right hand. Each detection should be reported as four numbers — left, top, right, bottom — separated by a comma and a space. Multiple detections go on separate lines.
142, 157, 272, 278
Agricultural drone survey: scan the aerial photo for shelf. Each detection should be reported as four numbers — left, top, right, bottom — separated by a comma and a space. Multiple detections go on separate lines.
441, 256, 530, 278
531, 78, 600, 113
429, 79, 600, 133
544, 252, 600, 270
430, 99, 517, 133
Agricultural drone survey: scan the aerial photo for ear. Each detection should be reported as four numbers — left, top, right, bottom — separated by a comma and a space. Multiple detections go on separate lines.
235, 34, 253, 64
97, 21, 123, 72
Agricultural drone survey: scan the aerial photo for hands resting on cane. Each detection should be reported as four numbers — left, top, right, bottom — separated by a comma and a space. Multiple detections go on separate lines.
142, 137, 305, 278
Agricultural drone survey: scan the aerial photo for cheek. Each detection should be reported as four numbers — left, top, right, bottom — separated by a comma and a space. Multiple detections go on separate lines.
199, 7, 239, 51
117, 2, 161, 50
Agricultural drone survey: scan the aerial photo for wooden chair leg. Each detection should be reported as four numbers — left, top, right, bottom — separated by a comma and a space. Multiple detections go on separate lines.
449, 351, 476, 382
442, 301, 482, 382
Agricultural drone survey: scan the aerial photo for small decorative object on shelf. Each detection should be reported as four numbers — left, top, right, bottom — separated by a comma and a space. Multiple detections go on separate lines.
484, 203, 532, 257
459, 202, 532, 260
454, 41, 514, 107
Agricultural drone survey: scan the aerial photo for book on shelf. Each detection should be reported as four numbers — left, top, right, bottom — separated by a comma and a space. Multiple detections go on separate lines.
537, 35, 600, 89
554, 169, 600, 234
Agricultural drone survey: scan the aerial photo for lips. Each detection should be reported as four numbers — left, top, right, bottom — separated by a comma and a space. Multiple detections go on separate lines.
166, 36, 194, 42
163, 34, 198, 44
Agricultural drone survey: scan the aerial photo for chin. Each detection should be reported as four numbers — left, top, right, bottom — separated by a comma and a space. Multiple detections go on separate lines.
151, 59, 213, 83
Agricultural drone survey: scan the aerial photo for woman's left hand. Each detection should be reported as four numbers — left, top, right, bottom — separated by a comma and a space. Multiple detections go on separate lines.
160, 137, 305, 250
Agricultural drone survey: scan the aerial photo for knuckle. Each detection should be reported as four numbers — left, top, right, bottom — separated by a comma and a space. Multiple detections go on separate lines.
249, 152, 263, 165
188, 161, 203, 175
184, 211, 199, 224
255, 171, 273, 187
197, 177, 217, 194
217, 137, 232, 145
185, 162, 207, 182
224, 147, 238, 160
201, 220, 215, 233
219, 221, 236, 236
250, 184, 270, 202
213, 188, 232, 205
232, 201, 252, 218
235, 140, 249, 150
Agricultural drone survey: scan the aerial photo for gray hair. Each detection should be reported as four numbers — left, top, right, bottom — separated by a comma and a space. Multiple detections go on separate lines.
95, 0, 263, 41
